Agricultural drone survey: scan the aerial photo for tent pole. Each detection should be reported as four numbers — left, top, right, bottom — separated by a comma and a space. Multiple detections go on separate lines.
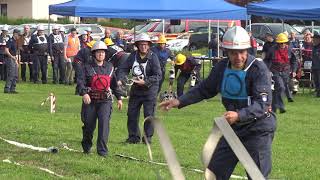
312, 21, 314, 34
133, 19, 136, 42
208, 20, 211, 57
162, 19, 165, 34
217, 20, 220, 58
281, 19, 284, 32
48, 14, 51, 36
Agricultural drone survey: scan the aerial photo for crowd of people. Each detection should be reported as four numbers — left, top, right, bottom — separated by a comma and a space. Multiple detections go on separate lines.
1, 22, 319, 179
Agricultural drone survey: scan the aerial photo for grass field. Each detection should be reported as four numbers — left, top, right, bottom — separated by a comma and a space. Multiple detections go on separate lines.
0, 65, 320, 179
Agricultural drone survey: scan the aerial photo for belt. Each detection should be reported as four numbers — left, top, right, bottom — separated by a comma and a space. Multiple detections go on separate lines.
88, 90, 112, 101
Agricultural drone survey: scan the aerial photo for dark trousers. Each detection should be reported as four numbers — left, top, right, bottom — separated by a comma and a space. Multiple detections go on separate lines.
20, 51, 33, 81
208, 130, 274, 180
177, 72, 200, 97
4, 58, 18, 92
81, 101, 113, 156
127, 95, 156, 139
33, 54, 48, 83
0, 55, 7, 81
52, 54, 66, 84
313, 69, 320, 92
73, 62, 82, 94
158, 68, 165, 93
272, 72, 289, 112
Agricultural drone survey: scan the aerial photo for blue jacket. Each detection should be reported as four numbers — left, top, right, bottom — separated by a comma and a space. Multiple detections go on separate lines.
151, 46, 173, 69
178, 55, 276, 133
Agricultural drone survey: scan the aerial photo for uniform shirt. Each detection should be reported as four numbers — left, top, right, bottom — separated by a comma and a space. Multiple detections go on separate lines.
106, 46, 126, 68
0, 34, 10, 55
77, 60, 122, 101
178, 55, 276, 133
175, 56, 201, 75
264, 45, 298, 73
113, 37, 127, 51
312, 44, 320, 70
151, 46, 173, 69
118, 50, 162, 96
29, 34, 49, 55
6, 37, 18, 56
262, 41, 276, 54
48, 33, 65, 56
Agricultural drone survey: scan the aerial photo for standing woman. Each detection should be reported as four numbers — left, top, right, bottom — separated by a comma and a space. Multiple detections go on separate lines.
77, 41, 123, 157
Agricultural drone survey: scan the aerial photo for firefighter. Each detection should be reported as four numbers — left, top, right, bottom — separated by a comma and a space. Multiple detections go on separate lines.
174, 53, 201, 97
312, 32, 320, 97
0, 25, 10, 81
29, 25, 49, 84
73, 40, 96, 95
159, 26, 276, 179
3, 29, 20, 93
49, 25, 66, 84
118, 33, 162, 144
19, 25, 33, 82
104, 38, 130, 70
151, 34, 174, 93
264, 33, 298, 113
64, 28, 80, 85
262, 32, 276, 59
78, 41, 123, 157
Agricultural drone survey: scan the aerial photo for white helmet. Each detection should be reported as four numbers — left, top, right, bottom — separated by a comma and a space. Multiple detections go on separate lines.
37, 25, 45, 31
222, 26, 251, 50
2, 24, 9, 31
59, 26, 65, 32
135, 33, 152, 43
91, 41, 108, 52
85, 27, 92, 32
52, 25, 60, 30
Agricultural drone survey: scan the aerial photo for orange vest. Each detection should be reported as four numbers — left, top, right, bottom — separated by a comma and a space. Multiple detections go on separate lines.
66, 35, 80, 57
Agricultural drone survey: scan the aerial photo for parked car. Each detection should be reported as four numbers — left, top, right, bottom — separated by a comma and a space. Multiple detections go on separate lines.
292, 24, 305, 33
64, 24, 105, 40
188, 26, 225, 51
301, 26, 320, 34
166, 33, 190, 52
247, 23, 303, 41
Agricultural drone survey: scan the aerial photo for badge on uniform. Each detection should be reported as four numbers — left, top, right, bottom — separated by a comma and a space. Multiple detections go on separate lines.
260, 93, 268, 102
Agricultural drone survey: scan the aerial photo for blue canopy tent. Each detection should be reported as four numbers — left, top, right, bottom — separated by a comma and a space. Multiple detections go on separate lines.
247, 0, 320, 20
49, 0, 247, 20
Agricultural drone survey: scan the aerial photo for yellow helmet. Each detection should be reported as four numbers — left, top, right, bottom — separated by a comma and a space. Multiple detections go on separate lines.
104, 38, 114, 46
276, 33, 289, 43
86, 40, 96, 48
157, 34, 167, 44
175, 53, 186, 65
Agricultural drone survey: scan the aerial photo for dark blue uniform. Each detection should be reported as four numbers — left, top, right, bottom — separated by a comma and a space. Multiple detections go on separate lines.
29, 34, 49, 84
78, 60, 122, 156
177, 55, 276, 179
175, 57, 201, 97
19, 33, 33, 82
264, 45, 297, 112
0, 34, 10, 81
312, 44, 320, 97
151, 46, 173, 93
118, 50, 162, 143
4, 37, 18, 93
49, 33, 65, 84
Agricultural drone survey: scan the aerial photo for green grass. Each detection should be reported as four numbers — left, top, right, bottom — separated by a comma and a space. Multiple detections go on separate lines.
0, 65, 320, 179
